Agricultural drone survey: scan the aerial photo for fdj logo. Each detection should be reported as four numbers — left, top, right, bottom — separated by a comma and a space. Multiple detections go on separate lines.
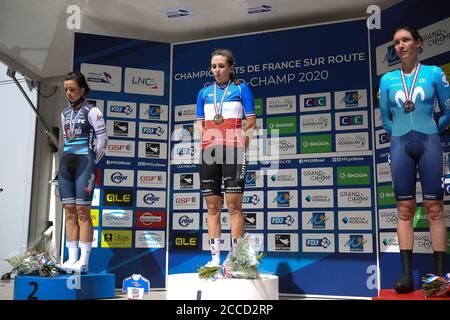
110, 105, 133, 115
384, 45, 400, 66
304, 96, 326, 108
245, 172, 257, 186
271, 215, 295, 226
144, 105, 162, 119
177, 146, 195, 156
308, 212, 328, 229
341, 91, 362, 107
340, 115, 363, 126
306, 237, 331, 248
345, 235, 367, 251
243, 194, 260, 205
273, 192, 293, 207
142, 126, 164, 136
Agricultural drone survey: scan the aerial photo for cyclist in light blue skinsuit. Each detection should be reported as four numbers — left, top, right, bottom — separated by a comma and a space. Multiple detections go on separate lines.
379, 26, 450, 293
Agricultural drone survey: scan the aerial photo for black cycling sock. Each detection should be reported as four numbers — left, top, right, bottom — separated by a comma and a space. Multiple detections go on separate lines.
434, 251, 446, 276
393, 249, 414, 293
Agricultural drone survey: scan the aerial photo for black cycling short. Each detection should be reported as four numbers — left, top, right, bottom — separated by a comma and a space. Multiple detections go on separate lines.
200, 145, 247, 196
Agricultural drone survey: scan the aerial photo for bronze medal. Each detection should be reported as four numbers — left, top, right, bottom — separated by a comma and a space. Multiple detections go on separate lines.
214, 114, 224, 125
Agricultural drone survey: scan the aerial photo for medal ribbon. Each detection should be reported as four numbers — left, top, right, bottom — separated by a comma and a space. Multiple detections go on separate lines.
213, 80, 231, 118
68, 99, 87, 139
400, 63, 421, 103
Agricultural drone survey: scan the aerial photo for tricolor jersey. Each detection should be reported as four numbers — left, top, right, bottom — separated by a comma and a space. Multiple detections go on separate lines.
196, 81, 255, 149
121, 275, 150, 293
379, 64, 450, 137
61, 102, 107, 154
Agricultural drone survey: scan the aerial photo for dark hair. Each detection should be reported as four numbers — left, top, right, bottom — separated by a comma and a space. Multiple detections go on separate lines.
211, 48, 239, 84
394, 26, 423, 52
64, 71, 90, 96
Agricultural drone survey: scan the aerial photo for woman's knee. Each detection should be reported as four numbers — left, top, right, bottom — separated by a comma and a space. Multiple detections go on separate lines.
397, 203, 415, 221
64, 205, 77, 221
76, 206, 92, 222
423, 202, 444, 222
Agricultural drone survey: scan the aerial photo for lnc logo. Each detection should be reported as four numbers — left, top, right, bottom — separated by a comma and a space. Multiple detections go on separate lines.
345, 235, 367, 251
131, 76, 158, 88
384, 45, 400, 66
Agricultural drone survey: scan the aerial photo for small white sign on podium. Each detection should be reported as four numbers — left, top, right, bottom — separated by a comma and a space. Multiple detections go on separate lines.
167, 273, 279, 300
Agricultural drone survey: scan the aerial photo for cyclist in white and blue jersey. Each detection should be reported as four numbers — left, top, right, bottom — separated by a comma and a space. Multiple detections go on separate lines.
59, 71, 107, 273
196, 49, 256, 268
379, 26, 450, 293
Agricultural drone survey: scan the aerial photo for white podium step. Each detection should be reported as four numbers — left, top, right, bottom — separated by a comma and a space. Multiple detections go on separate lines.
167, 273, 278, 300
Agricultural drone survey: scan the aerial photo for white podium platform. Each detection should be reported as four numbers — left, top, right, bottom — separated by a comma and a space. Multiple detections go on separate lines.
167, 273, 279, 300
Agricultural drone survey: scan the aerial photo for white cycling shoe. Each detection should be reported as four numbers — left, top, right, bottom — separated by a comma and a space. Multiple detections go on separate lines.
61, 260, 88, 273
203, 260, 221, 268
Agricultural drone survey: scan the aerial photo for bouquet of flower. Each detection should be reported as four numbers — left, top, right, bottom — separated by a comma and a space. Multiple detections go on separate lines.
222, 234, 263, 279
422, 273, 450, 297
5, 237, 61, 278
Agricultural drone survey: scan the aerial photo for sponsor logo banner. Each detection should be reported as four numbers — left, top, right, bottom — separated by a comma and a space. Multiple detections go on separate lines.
301, 211, 334, 230
202, 233, 230, 251
137, 170, 166, 188
102, 209, 133, 228
337, 166, 370, 185
302, 233, 335, 253
254, 98, 264, 116
139, 103, 168, 121
266, 116, 297, 135
107, 101, 137, 119
101, 230, 132, 248
135, 231, 165, 248
338, 211, 372, 230
376, 162, 392, 183
299, 113, 332, 132
267, 169, 298, 188
267, 190, 298, 209
301, 167, 333, 186
378, 184, 396, 206
299, 92, 331, 112
374, 108, 382, 128
267, 233, 299, 252
136, 190, 166, 208
337, 188, 372, 207
91, 188, 100, 206
335, 110, 368, 130
139, 122, 168, 140
138, 141, 167, 159
335, 132, 369, 152
266, 95, 297, 114
105, 140, 135, 158
103, 189, 133, 207
245, 170, 264, 188
174, 172, 199, 190
173, 212, 200, 230
334, 89, 367, 109
376, 129, 391, 149
242, 191, 265, 209
338, 234, 373, 253
267, 212, 298, 230
90, 209, 99, 227
136, 210, 166, 228
378, 208, 398, 229
203, 213, 230, 231
413, 232, 434, 254
91, 229, 99, 248
243, 212, 264, 230
300, 135, 332, 153
302, 189, 334, 208
107, 120, 136, 138
104, 169, 135, 187
266, 137, 297, 155
124, 67, 164, 96
175, 104, 197, 122
81, 63, 121, 92
172, 233, 200, 250
380, 232, 400, 253
173, 192, 200, 210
